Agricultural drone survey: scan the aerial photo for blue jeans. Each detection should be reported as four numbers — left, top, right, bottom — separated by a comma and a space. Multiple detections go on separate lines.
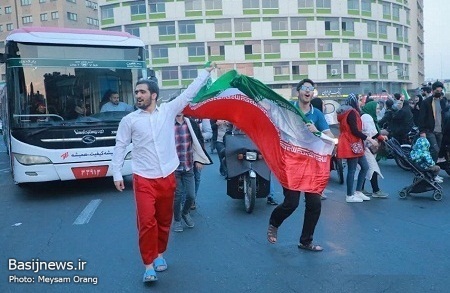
346, 156, 369, 196
174, 169, 195, 222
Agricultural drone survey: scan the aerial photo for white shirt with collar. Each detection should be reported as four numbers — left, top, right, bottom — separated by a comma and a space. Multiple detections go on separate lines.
112, 70, 210, 181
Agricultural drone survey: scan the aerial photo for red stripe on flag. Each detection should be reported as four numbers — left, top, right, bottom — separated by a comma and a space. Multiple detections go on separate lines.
184, 97, 330, 194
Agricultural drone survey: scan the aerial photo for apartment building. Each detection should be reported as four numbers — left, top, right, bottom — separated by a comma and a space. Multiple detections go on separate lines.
0, 0, 99, 80
96, 0, 424, 97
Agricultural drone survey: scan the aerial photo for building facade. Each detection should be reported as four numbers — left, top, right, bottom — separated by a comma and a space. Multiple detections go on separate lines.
97, 0, 424, 98
0, 0, 99, 80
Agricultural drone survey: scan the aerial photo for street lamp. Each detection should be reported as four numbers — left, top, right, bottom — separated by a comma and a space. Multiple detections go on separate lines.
381, 68, 399, 93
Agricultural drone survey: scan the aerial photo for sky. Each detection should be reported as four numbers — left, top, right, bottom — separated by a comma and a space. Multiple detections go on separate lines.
424, 0, 450, 80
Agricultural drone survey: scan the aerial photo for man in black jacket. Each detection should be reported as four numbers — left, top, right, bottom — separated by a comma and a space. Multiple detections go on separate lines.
418, 81, 449, 162
389, 93, 414, 144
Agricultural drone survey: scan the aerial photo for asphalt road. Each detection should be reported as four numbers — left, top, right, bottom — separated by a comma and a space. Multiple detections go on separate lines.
1, 141, 450, 293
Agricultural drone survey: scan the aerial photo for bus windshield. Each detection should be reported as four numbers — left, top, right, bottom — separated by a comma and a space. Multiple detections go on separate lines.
7, 42, 145, 128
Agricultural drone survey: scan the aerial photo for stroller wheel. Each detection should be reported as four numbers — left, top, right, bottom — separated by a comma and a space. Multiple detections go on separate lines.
433, 191, 443, 201
399, 189, 408, 199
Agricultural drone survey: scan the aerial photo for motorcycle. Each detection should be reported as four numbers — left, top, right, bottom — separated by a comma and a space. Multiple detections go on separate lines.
223, 132, 271, 213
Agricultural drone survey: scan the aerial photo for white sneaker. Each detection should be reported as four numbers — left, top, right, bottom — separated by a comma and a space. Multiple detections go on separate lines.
435, 175, 443, 181
354, 191, 371, 201
434, 176, 443, 183
346, 195, 363, 203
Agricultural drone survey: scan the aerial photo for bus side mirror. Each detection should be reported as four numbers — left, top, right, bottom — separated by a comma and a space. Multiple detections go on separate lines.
0, 53, 4, 64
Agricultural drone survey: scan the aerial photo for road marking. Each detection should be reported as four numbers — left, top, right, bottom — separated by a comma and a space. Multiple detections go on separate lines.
73, 199, 102, 225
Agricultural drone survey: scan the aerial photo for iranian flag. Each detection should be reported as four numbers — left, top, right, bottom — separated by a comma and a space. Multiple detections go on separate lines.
183, 70, 335, 194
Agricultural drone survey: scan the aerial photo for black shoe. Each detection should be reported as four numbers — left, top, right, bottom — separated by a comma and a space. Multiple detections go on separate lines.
266, 196, 278, 205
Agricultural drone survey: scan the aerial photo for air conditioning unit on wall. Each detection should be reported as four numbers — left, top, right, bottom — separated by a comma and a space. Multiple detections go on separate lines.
331, 69, 339, 75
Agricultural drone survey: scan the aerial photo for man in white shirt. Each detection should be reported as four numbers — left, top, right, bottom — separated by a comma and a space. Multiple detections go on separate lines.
100, 90, 134, 112
111, 63, 216, 282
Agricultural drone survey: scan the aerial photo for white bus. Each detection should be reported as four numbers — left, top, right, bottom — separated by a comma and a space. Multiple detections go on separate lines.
0, 27, 148, 184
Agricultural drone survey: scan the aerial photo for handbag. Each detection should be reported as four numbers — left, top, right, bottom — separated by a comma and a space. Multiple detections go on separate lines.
350, 141, 364, 154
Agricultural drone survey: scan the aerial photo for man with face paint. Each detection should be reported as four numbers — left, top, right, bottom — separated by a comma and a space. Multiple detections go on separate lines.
418, 81, 449, 163
111, 62, 216, 283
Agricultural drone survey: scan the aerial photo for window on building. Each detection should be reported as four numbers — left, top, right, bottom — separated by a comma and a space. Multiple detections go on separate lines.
179, 21, 196, 34
87, 17, 99, 26
40, 0, 47, 3
363, 40, 373, 53
85, 1, 98, 9
396, 25, 403, 38
67, 12, 77, 21
405, 9, 410, 23
299, 39, 315, 52
125, 25, 141, 37
379, 63, 388, 75
181, 66, 199, 79
393, 46, 400, 56
6, 23, 14, 31
0, 25, 3, 32
152, 45, 169, 58
243, 0, 259, 9
367, 20, 376, 34
187, 43, 205, 56
298, 0, 313, 8
382, 42, 392, 55
208, 42, 225, 56
382, 2, 391, 16
214, 19, 231, 32
326, 62, 340, 75
262, 0, 279, 9
101, 5, 114, 19
318, 39, 332, 52
185, 0, 202, 10
158, 22, 175, 36
361, 0, 371, 12
368, 62, 377, 74
40, 13, 48, 21
205, 0, 222, 9
292, 61, 308, 75
67, 0, 76, 3
264, 40, 280, 53
21, 0, 32, 6
235, 19, 251, 32
131, 1, 146, 15
343, 61, 356, 74
392, 4, 400, 18
22, 16, 33, 24
316, 0, 331, 8
273, 62, 289, 75
244, 41, 261, 54
149, 0, 165, 13
348, 0, 359, 10
161, 66, 178, 80
271, 18, 288, 31
51, 11, 59, 19
291, 17, 306, 30
349, 40, 360, 53
325, 18, 339, 31
342, 18, 354, 32
5, 7, 12, 14
379, 23, 388, 35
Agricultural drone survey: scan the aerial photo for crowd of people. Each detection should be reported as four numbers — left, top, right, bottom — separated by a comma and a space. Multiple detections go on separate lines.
110, 62, 449, 283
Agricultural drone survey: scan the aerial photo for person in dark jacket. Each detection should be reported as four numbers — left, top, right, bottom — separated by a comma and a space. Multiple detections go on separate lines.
410, 94, 423, 126
417, 81, 449, 162
389, 93, 414, 144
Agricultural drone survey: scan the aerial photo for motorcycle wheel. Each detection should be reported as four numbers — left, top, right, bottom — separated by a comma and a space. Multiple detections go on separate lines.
244, 175, 256, 214
335, 158, 344, 184
395, 145, 412, 171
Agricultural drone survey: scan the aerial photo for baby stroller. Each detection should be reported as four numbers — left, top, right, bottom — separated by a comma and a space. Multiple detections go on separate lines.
384, 138, 443, 201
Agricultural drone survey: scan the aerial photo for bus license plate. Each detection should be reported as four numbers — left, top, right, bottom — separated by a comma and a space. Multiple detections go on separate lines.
72, 166, 108, 179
